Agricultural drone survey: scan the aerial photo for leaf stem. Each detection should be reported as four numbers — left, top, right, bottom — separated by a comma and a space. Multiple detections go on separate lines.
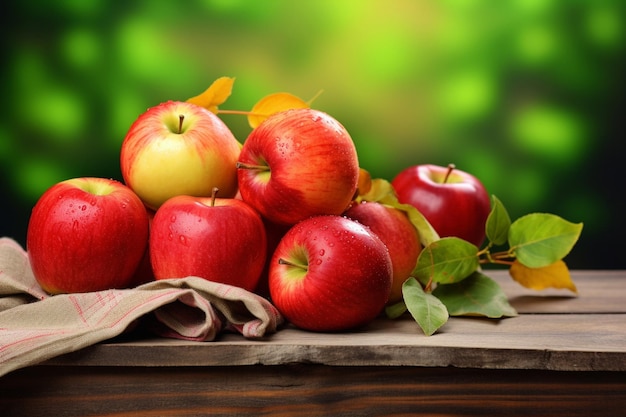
424, 276, 434, 293
306, 89, 324, 105
476, 246, 515, 265
217, 109, 268, 117
483, 259, 515, 266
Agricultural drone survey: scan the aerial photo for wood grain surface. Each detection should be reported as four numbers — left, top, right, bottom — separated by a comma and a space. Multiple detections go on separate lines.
1, 270, 625, 416
1, 365, 625, 416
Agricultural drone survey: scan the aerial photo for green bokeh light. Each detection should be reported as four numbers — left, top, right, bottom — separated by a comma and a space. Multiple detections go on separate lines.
510, 105, 586, 164
586, 5, 624, 48
26, 87, 88, 145
60, 27, 102, 70
515, 25, 558, 66
1, 0, 624, 268
437, 68, 497, 122
14, 156, 72, 201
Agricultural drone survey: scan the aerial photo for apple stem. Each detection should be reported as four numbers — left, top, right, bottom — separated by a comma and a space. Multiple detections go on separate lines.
443, 163, 456, 184
178, 114, 185, 134
236, 161, 270, 171
278, 258, 308, 271
211, 187, 219, 207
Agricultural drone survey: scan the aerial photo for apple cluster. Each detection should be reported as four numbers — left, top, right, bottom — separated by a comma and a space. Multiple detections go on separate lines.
26, 100, 491, 333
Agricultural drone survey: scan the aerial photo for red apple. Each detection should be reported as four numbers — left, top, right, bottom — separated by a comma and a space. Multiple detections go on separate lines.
391, 164, 491, 247
150, 190, 267, 292
254, 218, 291, 298
236, 108, 359, 226
344, 201, 422, 304
120, 100, 241, 210
269, 215, 393, 332
128, 209, 156, 287
26, 177, 149, 294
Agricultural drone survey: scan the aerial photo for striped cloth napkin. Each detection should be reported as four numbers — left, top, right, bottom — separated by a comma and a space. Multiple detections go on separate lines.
0, 237, 283, 377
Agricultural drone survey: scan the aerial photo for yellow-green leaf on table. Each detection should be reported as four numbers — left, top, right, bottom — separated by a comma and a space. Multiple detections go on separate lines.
432, 271, 518, 318
485, 195, 510, 246
413, 237, 479, 285
247, 92, 309, 129
186, 76, 235, 113
508, 213, 583, 268
509, 259, 578, 293
357, 178, 440, 247
402, 277, 449, 336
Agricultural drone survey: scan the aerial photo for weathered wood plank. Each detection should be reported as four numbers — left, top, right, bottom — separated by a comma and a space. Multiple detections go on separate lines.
42, 313, 626, 371
1, 365, 625, 417
33, 271, 626, 372
489, 270, 626, 313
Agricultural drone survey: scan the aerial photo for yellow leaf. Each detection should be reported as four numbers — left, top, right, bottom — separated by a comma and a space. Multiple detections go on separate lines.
356, 168, 372, 196
248, 92, 309, 128
509, 259, 578, 293
186, 76, 235, 113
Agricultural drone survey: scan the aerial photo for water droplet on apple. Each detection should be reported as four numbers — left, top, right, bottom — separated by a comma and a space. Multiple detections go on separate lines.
170, 215, 177, 222
314, 259, 322, 265
167, 233, 174, 240
319, 249, 325, 256
179, 235, 188, 245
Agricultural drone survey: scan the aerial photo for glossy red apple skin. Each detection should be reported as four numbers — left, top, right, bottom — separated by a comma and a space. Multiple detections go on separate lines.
120, 100, 241, 210
237, 108, 359, 226
150, 194, 267, 292
128, 209, 156, 287
392, 164, 491, 247
269, 215, 393, 332
27, 177, 150, 294
254, 218, 291, 298
344, 201, 422, 304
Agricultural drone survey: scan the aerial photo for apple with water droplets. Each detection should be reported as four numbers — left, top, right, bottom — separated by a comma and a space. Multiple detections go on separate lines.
149, 189, 267, 292
120, 100, 241, 210
344, 201, 422, 304
236, 108, 360, 226
27, 177, 150, 294
269, 215, 393, 332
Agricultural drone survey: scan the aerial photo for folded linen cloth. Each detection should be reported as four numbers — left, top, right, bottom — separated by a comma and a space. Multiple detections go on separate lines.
0, 237, 283, 377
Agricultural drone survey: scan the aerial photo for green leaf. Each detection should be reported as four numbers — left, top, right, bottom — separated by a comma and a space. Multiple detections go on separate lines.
413, 237, 479, 285
385, 300, 408, 319
394, 201, 440, 247
403, 277, 449, 336
508, 213, 583, 268
485, 195, 511, 246
433, 271, 518, 318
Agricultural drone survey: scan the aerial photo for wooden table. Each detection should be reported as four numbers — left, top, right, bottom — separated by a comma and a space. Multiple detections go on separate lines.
1, 270, 625, 416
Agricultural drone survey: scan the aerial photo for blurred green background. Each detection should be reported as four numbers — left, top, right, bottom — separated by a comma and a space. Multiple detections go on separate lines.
1, 0, 624, 268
